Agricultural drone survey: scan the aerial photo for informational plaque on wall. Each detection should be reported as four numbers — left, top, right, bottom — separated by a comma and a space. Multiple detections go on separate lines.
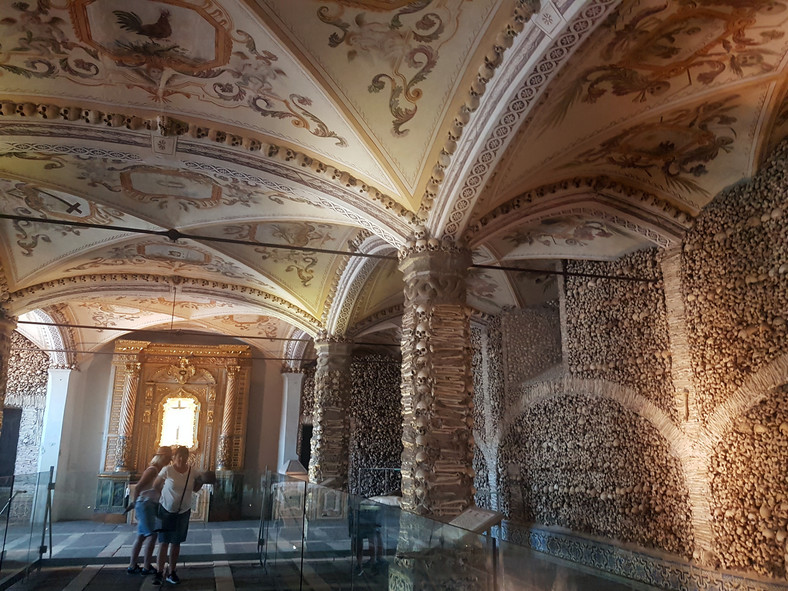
448, 506, 503, 534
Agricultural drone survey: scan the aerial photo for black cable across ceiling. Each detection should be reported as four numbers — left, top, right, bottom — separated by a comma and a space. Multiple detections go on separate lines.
0, 213, 657, 282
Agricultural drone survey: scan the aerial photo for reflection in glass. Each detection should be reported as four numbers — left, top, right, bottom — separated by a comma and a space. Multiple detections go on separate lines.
160, 397, 198, 448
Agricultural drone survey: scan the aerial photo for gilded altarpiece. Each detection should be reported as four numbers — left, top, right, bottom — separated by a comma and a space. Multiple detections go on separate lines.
99, 340, 252, 520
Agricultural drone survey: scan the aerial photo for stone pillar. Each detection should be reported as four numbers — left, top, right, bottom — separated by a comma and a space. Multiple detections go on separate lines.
399, 237, 474, 518
308, 335, 352, 488
278, 368, 305, 473
0, 311, 16, 436
217, 364, 241, 471
114, 362, 141, 472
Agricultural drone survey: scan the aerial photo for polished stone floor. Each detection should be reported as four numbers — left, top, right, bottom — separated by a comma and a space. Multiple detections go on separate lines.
1, 520, 656, 590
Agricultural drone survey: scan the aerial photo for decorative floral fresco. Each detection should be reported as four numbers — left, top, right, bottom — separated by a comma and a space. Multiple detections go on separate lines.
546, 0, 788, 126
118, 166, 259, 211
486, 0, 788, 225
78, 301, 146, 329
318, 0, 454, 136
0, 180, 125, 256
564, 98, 738, 196
63, 240, 264, 287
224, 221, 338, 288
499, 216, 642, 260
126, 296, 234, 313
262, 0, 498, 187
215, 314, 279, 338
0, 1, 347, 146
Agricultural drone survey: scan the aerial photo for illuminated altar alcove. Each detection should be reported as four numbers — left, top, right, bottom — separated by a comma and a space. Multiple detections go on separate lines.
159, 395, 200, 451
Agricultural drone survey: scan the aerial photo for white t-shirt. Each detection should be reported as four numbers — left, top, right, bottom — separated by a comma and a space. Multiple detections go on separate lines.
158, 465, 197, 514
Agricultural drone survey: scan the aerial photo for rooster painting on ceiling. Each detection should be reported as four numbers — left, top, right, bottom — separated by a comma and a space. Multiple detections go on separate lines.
114, 8, 172, 40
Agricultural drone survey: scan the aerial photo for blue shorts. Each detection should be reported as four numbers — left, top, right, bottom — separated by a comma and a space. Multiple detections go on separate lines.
135, 498, 157, 537
158, 509, 191, 544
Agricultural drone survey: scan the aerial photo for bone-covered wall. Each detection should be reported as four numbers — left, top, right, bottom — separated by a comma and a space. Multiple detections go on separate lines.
501, 304, 563, 398
471, 320, 493, 508
5, 332, 49, 475
682, 140, 788, 578
348, 353, 402, 497
489, 261, 695, 558
710, 384, 788, 577
502, 391, 694, 557
565, 251, 675, 419
472, 308, 561, 515
472, 142, 788, 581
296, 365, 315, 459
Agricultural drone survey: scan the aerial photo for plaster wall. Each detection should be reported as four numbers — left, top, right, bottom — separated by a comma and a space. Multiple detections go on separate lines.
243, 356, 281, 474
53, 352, 104, 520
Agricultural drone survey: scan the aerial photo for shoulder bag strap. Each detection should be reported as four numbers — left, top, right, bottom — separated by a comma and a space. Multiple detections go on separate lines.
176, 467, 191, 513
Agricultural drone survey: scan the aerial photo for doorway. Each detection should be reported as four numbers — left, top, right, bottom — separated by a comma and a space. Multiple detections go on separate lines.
0, 408, 22, 477
298, 424, 312, 470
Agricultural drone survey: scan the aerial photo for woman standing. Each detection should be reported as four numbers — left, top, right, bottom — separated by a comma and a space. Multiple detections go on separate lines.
153, 446, 199, 586
127, 446, 172, 575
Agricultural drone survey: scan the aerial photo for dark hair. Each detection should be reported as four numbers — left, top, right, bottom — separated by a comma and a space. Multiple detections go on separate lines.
174, 446, 189, 457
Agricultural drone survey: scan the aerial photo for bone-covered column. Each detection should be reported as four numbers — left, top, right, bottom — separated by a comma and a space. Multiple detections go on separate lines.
217, 364, 240, 470
0, 310, 16, 437
308, 335, 352, 488
399, 237, 474, 518
115, 361, 141, 472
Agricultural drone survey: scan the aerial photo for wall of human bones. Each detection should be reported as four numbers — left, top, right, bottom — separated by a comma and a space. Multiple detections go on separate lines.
348, 354, 402, 497
471, 143, 788, 579
4, 332, 49, 475
682, 140, 788, 578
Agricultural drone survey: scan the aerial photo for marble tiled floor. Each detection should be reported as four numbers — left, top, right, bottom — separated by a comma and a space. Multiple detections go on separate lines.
7, 560, 650, 591
1, 520, 656, 590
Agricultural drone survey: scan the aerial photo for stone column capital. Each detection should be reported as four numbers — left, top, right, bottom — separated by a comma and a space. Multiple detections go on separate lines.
398, 238, 472, 277
124, 361, 141, 375
314, 333, 353, 360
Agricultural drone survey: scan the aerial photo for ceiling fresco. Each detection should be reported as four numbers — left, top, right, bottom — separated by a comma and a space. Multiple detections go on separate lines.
463, 0, 788, 243
0, 0, 786, 362
254, 0, 501, 193
492, 215, 645, 261
0, 0, 398, 194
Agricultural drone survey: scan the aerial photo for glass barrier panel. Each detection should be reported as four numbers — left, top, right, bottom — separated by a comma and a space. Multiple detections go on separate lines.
47, 468, 269, 564
264, 472, 307, 586
387, 510, 493, 591
0, 471, 49, 583
0, 474, 16, 581
301, 483, 355, 588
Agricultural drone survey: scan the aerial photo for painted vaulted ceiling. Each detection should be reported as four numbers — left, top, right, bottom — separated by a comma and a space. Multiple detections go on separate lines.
1, 0, 787, 361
